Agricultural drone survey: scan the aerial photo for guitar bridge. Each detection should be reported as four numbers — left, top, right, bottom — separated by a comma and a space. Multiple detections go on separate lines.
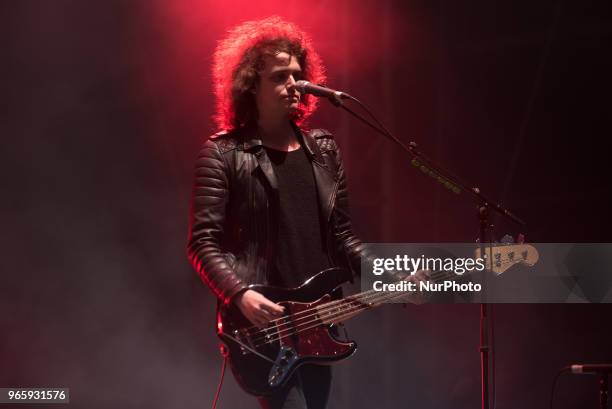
267, 345, 298, 387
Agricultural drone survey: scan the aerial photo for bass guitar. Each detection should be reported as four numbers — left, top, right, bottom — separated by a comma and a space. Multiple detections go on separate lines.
216, 243, 538, 396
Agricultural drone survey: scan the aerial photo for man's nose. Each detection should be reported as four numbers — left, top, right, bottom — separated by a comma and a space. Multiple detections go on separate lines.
286, 78, 299, 95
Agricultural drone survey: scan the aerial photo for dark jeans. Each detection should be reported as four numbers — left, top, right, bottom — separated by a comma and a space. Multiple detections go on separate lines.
258, 364, 332, 409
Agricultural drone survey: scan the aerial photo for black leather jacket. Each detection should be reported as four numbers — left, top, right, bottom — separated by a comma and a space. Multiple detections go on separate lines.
186, 123, 371, 305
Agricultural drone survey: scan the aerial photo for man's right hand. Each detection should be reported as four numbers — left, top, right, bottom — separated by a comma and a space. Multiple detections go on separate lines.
233, 289, 285, 328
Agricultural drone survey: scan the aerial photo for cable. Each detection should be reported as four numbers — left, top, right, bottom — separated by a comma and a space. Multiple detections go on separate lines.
550, 367, 569, 409
211, 346, 228, 409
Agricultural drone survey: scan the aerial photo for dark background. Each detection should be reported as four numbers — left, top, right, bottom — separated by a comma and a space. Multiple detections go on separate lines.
2, 0, 612, 408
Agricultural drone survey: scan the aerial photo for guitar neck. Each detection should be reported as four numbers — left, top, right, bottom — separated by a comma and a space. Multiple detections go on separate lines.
316, 270, 464, 325
316, 287, 403, 325
316, 243, 538, 325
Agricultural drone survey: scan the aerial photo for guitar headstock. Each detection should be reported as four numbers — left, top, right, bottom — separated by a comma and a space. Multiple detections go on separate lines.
474, 239, 540, 275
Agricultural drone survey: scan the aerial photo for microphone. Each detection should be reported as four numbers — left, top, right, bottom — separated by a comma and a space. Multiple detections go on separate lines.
293, 81, 351, 100
569, 364, 612, 374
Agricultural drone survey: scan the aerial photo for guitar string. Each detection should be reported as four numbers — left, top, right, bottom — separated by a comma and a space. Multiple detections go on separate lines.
260, 262, 521, 347
246, 244, 526, 337
218, 291, 383, 362
240, 288, 380, 338
242, 271, 455, 341
247, 268, 470, 346
251, 289, 410, 348
242, 254, 512, 344
246, 289, 382, 344
218, 289, 409, 367
249, 288, 411, 347
228, 256, 523, 355
245, 286, 386, 341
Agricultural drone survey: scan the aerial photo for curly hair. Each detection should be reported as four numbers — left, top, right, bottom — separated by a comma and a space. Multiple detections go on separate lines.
212, 16, 326, 131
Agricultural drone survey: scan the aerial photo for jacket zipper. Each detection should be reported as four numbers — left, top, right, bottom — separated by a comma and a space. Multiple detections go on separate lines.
326, 178, 340, 268
264, 198, 270, 283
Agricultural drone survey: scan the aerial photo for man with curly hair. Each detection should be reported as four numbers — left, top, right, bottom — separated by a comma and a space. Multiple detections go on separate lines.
187, 16, 373, 409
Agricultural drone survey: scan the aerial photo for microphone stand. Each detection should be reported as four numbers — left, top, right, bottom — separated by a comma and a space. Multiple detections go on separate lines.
325, 92, 526, 409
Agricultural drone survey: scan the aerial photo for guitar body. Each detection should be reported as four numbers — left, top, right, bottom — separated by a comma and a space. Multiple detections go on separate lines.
217, 268, 357, 396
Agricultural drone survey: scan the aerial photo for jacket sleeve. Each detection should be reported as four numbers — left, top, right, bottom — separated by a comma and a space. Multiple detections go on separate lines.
186, 138, 248, 304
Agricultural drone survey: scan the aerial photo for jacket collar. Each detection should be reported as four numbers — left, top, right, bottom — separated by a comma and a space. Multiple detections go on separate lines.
241, 122, 329, 167
293, 123, 328, 168
239, 122, 338, 223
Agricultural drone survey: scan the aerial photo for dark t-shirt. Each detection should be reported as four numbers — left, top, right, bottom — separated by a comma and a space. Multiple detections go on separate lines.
264, 146, 331, 288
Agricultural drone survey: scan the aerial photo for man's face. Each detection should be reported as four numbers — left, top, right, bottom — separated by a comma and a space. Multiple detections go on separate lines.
254, 51, 302, 120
